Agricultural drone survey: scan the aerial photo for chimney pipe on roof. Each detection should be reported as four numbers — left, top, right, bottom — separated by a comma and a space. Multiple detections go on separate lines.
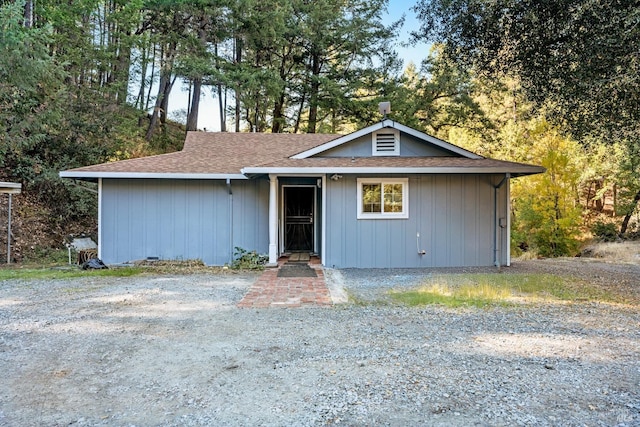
379, 101, 391, 119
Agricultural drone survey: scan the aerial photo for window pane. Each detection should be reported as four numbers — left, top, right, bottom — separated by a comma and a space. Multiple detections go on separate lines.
362, 184, 381, 213
383, 183, 403, 213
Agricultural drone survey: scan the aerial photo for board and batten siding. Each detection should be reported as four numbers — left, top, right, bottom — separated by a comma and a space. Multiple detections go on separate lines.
324, 174, 508, 268
321, 132, 453, 158
100, 178, 269, 265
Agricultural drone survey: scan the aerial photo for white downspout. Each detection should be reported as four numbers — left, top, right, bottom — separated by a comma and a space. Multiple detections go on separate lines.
226, 178, 233, 265
268, 174, 278, 266
6, 193, 12, 264
98, 178, 103, 260
321, 174, 327, 266
506, 175, 511, 266
493, 174, 508, 267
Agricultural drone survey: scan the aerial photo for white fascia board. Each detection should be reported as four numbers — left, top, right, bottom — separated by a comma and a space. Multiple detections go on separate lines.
59, 171, 248, 180
242, 166, 542, 175
291, 122, 385, 159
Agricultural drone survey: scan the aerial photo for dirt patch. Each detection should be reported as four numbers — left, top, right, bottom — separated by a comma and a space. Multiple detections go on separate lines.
0, 259, 638, 426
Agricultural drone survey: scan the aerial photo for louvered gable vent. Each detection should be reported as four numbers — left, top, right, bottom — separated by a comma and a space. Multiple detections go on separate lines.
372, 129, 399, 156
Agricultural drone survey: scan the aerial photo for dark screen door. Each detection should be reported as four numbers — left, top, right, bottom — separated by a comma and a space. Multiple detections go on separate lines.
284, 187, 314, 251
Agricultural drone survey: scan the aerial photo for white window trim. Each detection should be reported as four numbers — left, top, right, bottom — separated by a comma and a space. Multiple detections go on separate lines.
357, 178, 409, 219
372, 129, 400, 156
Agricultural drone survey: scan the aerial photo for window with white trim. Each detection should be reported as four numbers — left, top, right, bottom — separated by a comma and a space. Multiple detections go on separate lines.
372, 129, 400, 156
357, 178, 408, 219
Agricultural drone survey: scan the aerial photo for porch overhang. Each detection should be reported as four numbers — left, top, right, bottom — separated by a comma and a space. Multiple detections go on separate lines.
241, 166, 544, 178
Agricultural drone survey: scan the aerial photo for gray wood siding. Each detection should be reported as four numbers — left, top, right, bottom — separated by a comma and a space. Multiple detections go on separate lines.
324, 174, 507, 268
101, 179, 269, 265
321, 133, 455, 157
231, 178, 270, 257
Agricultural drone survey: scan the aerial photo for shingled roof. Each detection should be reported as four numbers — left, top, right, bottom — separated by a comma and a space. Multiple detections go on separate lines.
61, 132, 340, 178
60, 127, 545, 179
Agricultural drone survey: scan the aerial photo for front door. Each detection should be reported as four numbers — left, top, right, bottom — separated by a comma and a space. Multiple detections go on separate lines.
284, 186, 315, 251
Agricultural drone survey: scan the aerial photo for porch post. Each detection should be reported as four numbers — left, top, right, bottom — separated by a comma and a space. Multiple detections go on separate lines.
268, 174, 278, 266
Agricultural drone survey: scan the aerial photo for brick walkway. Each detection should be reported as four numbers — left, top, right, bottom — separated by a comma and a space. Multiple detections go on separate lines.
237, 256, 333, 308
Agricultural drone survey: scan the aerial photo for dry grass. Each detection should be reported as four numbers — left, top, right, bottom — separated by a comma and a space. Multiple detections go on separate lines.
132, 259, 231, 275
389, 273, 589, 308
388, 269, 629, 308
580, 241, 640, 264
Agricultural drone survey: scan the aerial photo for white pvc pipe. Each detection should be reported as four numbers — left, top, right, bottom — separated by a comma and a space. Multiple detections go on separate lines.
7, 194, 12, 264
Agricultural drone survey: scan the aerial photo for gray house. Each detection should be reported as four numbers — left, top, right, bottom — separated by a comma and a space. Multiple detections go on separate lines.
60, 120, 544, 268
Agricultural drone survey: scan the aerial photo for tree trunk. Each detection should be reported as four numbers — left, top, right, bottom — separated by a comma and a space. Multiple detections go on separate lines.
620, 188, 640, 234
23, 0, 33, 28
186, 80, 193, 120
307, 52, 321, 134
234, 37, 242, 133
146, 41, 175, 141
218, 84, 226, 132
271, 92, 286, 133
585, 182, 593, 209
115, 35, 132, 105
294, 91, 306, 134
159, 74, 176, 125
146, 71, 170, 140
594, 180, 603, 212
145, 43, 157, 112
271, 47, 290, 133
214, 43, 226, 132
254, 90, 260, 132
136, 39, 149, 110
186, 77, 202, 131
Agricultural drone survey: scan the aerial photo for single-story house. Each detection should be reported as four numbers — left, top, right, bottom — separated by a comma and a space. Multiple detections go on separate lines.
60, 119, 544, 268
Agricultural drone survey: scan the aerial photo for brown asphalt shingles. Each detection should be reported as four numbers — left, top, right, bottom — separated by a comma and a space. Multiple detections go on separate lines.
62, 131, 544, 176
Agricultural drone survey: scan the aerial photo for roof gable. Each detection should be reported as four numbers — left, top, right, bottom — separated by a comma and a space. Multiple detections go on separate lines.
291, 120, 483, 160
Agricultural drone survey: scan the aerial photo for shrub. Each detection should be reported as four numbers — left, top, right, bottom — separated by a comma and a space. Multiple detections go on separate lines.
591, 221, 618, 242
231, 247, 268, 270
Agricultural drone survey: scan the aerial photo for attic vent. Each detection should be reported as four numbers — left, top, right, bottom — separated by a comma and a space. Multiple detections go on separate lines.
372, 129, 400, 156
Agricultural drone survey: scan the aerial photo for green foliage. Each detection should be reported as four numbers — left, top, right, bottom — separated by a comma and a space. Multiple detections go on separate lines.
415, 0, 640, 140
615, 140, 640, 233
2, 0, 637, 262
21, 248, 70, 266
223, 0, 399, 133
230, 247, 268, 270
415, 0, 640, 236
380, 45, 488, 139
510, 120, 583, 257
591, 222, 618, 242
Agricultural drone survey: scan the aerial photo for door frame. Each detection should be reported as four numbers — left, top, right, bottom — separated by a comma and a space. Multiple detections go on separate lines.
280, 184, 318, 254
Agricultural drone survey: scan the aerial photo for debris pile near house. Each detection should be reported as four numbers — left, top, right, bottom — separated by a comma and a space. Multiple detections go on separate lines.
66, 237, 97, 265
81, 257, 108, 270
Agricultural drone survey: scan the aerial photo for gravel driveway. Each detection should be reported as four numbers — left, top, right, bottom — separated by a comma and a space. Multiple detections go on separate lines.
1, 260, 639, 426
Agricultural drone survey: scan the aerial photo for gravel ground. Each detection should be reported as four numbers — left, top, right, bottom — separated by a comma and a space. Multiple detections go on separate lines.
1, 259, 639, 426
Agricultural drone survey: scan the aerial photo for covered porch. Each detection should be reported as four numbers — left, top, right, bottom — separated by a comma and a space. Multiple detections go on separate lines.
266, 174, 327, 266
